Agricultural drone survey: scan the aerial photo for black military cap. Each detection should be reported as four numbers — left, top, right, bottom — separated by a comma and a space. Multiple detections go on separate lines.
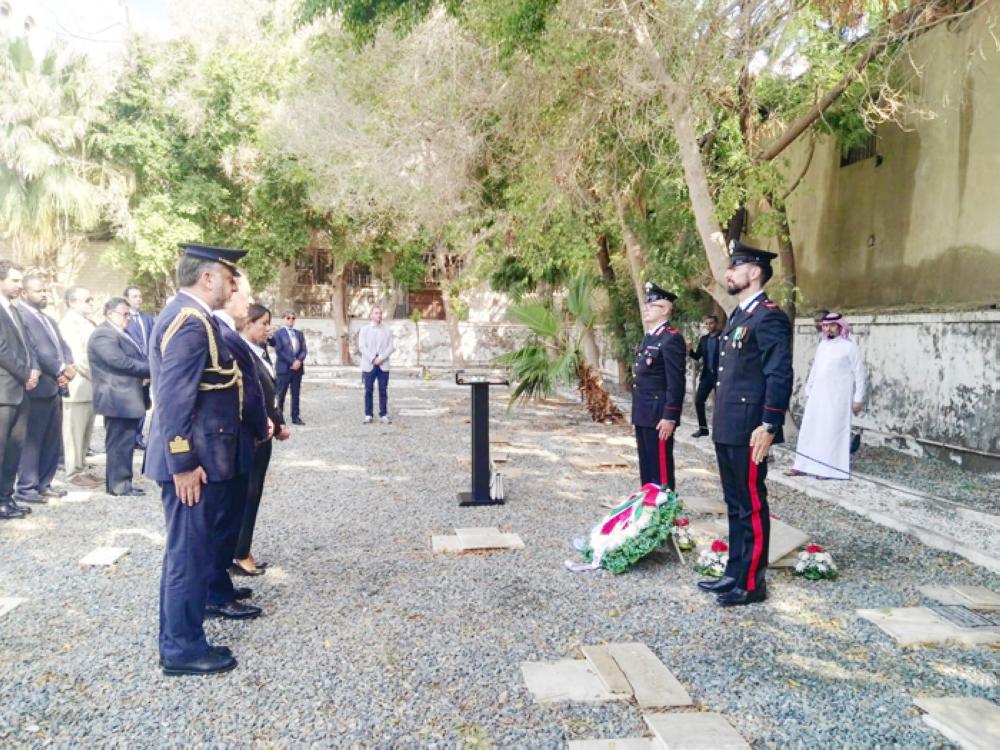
644, 281, 677, 303
178, 243, 247, 276
727, 239, 777, 268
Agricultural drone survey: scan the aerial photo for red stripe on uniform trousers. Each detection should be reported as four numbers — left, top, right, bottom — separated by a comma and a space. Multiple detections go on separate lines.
658, 439, 669, 487
746, 459, 764, 592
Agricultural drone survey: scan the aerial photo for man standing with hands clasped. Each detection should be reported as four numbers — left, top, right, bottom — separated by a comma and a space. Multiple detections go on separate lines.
358, 305, 395, 424
631, 283, 686, 491
273, 310, 307, 425
697, 239, 792, 607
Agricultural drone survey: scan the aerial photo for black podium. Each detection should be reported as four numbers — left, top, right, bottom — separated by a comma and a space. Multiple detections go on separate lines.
455, 370, 509, 506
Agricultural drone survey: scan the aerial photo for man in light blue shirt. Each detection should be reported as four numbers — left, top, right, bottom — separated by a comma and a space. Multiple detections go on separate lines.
358, 306, 395, 424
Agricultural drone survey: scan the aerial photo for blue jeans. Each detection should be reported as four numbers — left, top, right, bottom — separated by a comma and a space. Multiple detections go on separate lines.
363, 366, 389, 417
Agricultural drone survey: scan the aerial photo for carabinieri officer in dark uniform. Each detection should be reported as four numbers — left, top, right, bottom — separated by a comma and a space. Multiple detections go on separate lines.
631, 282, 686, 491
698, 241, 792, 606
145, 243, 246, 676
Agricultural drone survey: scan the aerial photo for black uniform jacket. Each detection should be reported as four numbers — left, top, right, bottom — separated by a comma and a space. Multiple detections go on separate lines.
88, 322, 151, 419
712, 294, 793, 446
631, 322, 686, 428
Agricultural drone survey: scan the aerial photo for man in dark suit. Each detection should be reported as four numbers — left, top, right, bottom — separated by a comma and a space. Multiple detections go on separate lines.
272, 310, 306, 425
687, 314, 721, 438
631, 282, 686, 491
88, 298, 151, 496
0, 261, 39, 519
124, 285, 154, 450
697, 240, 792, 607
146, 243, 246, 677
208, 274, 268, 620
15, 272, 75, 504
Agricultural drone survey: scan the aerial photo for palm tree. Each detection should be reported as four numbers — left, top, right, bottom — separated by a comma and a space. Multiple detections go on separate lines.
497, 272, 623, 424
0, 36, 102, 266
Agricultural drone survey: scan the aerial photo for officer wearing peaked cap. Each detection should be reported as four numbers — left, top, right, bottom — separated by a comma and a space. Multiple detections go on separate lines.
697, 239, 793, 607
145, 243, 246, 676
631, 282, 686, 491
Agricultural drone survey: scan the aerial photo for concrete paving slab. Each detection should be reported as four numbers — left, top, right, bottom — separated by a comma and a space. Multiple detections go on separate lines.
914, 696, 1000, 750
682, 495, 727, 514
918, 585, 1000, 611
431, 535, 463, 553
568, 739, 659, 750
606, 642, 692, 708
771, 552, 800, 568
569, 453, 630, 471
79, 547, 129, 567
61, 491, 95, 504
399, 407, 450, 417
455, 527, 523, 550
581, 645, 633, 697
0, 597, 26, 619
768, 518, 809, 564
644, 713, 751, 750
857, 607, 1000, 647
520, 659, 628, 703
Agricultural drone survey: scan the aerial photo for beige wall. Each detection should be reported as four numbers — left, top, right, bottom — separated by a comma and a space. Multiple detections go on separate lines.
781, 7, 1000, 310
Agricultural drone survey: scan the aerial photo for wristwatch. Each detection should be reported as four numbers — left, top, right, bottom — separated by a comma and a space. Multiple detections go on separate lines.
761, 422, 777, 434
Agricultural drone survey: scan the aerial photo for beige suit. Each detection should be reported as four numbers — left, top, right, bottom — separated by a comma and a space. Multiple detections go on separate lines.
59, 310, 97, 477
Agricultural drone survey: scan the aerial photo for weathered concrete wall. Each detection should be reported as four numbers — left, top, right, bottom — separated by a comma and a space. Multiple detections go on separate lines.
791, 311, 999, 463
780, 7, 1000, 309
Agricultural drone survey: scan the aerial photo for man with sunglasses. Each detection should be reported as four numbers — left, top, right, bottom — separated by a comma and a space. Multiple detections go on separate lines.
59, 287, 102, 488
272, 310, 307, 425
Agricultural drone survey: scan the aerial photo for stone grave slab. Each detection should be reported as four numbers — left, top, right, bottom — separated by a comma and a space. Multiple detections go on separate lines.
431, 535, 463, 554
682, 495, 727, 515
60, 491, 94, 504
857, 607, 1000, 647
455, 527, 524, 550
0, 597, 26, 619
768, 518, 809, 564
919, 585, 1000, 611
79, 547, 129, 567
569, 453, 630, 471
399, 407, 449, 417
914, 696, 1000, 750
568, 739, 659, 750
492, 452, 511, 464
606, 642, 692, 708
771, 551, 800, 568
644, 713, 750, 750
581, 645, 633, 697
520, 659, 629, 703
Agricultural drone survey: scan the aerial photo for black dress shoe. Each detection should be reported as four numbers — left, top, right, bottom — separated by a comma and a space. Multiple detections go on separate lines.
690, 428, 709, 438
159, 645, 232, 667
9, 499, 32, 513
110, 486, 146, 497
233, 587, 253, 601
717, 584, 767, 607
161, 651, 238, 676
697, 575, 738, 594
42, 487, 68, 498
230, 563, 265, 577
0, 501, 27, 519
205, 600, 262, 620
292, 418, 305, 425
13, 490, 44, 505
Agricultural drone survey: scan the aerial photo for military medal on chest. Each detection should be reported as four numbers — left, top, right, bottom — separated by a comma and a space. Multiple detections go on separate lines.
732, 325, 748, 350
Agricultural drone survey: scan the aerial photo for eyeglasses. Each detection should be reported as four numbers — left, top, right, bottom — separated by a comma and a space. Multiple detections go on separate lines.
112, 310, 132, 318
84, 297, 94, 303
285, 316, 296, 321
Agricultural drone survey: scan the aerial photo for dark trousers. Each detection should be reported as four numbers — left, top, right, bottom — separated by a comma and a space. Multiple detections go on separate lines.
715, 443, 770, 592
207, 472, 251, 607
158, 478, 234, 662
0, 401, 29, 501
236, 440, 272, 560
105, 416, 140, 494
694, 376, 715, 430
277, 370, 303, 420
363, 366, 389, 417
635, 426, 675, 491
16, 395, 60, 494
135, 412, 147, 447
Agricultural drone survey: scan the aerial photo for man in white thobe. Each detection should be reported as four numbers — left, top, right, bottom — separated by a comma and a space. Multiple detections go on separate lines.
791, 312, 866, 479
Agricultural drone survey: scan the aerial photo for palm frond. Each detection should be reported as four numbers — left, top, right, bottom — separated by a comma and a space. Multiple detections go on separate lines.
565, 271, 595, 328
509, 301, 560, 340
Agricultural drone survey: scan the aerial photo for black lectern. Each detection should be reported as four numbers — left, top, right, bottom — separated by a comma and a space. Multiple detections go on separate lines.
455, 370, 509, 506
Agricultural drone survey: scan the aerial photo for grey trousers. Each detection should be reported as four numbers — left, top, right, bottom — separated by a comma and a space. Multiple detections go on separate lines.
63, 400, 95, 476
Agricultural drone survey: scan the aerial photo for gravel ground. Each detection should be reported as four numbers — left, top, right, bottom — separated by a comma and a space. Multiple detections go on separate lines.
1, 376, 997, 748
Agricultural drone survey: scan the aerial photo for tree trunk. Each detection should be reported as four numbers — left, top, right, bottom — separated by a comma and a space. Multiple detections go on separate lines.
619, 2, 733, 313
613, 190, 649, 312
576, 360, 624, 424
596, 231, 632, 388
432, 241, 465, 368
330, 263, 352, 365
579, 325, 601, 370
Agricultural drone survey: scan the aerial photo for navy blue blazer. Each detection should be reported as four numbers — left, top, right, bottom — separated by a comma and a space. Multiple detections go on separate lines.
689, 332, 720, 382
712, 294, 793, 446
271, 326, 307, 375
631, 323, 686, 428
0, 304, 36, 406
17, 304, 73, 399
125, 311, 155, 355
144, 294, 242, 483
88, 322, 150, 419
217, 321, 269, 475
